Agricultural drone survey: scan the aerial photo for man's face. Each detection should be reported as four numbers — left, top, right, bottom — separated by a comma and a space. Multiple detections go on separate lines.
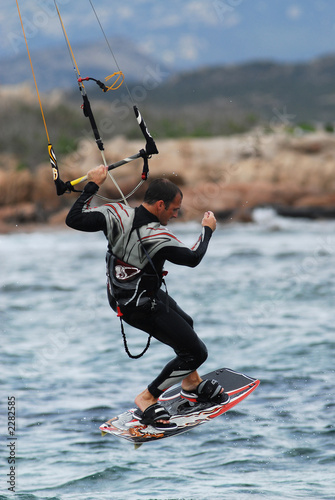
157, 193, 182, 226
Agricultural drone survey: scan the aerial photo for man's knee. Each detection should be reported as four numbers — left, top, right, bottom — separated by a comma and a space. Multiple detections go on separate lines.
197, 341, 208, 365
182, 339, 208, 368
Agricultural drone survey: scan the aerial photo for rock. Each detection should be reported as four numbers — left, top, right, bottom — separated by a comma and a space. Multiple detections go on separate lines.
276, 206, 335, 219
293, 193, 335, 207
0, 203, 41, 224
1, 130, 335, 231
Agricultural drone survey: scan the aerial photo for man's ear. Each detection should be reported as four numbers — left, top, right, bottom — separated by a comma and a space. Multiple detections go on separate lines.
156, 200, 166, 212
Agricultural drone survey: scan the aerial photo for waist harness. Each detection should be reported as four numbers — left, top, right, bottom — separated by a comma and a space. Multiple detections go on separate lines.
106, 228, 168, 358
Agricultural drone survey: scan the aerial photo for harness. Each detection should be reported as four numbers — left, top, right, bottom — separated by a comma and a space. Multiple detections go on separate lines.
106, 227, 169, 359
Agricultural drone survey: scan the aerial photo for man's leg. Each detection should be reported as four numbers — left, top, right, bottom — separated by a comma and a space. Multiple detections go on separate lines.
135, 370, 203, 413
134, 388, 157, 412
124, 293, 208, 415
181, 370, 203, 392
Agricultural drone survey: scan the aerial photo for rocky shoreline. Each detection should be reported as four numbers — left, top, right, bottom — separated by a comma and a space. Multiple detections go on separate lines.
1, 130, 335, 233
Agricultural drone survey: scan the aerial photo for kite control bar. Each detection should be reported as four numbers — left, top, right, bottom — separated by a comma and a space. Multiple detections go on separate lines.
68, 150, 147, 189
56, 105, 158, 194
18, 0, 159, 201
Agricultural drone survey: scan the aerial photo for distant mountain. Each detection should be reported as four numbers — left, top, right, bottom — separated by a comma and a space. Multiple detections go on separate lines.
4, 0, 335, 75
2, 53, 335, 169
3, 39, 335, 128
147, 54, 335, 126
0, 38, 170, 91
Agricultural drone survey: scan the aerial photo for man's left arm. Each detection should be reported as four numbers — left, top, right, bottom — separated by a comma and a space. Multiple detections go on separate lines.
66, 182, 107, 233
66, 165, 108, 233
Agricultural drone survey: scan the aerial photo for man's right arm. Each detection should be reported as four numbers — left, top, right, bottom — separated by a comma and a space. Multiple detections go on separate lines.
156, 225, 213, 268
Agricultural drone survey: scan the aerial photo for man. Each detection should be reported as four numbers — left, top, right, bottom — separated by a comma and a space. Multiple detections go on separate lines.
66, 164, 229, 430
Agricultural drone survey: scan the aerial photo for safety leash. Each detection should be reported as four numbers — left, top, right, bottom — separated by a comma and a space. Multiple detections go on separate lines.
119, 314, 152, 360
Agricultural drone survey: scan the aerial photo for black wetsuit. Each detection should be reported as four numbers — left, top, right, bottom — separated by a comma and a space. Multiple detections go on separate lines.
66, 182, 213, 397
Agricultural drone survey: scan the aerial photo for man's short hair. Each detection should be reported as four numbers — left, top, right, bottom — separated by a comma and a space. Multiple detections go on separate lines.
143, 178, 183, 207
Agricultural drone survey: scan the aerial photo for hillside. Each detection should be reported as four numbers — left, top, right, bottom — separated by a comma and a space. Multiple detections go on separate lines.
147, 55, 335, 129
0, 38, 163, 92
1, 129, 335, 233
1, 54, 335, 170
1, 54, 335, 231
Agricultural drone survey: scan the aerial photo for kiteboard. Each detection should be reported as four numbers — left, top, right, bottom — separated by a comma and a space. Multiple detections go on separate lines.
99, 367, 259, 446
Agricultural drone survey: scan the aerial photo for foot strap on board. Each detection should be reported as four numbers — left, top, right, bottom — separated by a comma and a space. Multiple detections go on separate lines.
181, 379, 230, 404
133, 403, 177, 430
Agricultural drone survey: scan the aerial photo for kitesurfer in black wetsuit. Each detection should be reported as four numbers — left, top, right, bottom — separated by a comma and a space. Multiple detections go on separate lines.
66, 164, 229, 430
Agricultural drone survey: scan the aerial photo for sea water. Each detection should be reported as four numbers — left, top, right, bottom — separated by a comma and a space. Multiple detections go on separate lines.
1, 208, 334, 500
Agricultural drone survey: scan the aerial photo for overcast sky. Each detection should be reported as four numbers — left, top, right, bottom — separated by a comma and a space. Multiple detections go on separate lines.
2, 0, 335, 70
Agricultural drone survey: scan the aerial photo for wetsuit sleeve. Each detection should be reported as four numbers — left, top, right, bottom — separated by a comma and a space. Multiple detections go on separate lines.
156, 226, 213, 267
65, 182, 107, 233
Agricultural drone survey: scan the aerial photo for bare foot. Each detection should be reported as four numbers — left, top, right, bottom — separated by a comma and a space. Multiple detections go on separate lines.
181, 371, 203, 392
134, 388, 170, 424
181, 374, 225, 399
134, 388, 158, 413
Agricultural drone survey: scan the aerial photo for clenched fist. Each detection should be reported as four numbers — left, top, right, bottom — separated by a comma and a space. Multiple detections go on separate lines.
87, 164, 108, 186
202, 211, 216, 232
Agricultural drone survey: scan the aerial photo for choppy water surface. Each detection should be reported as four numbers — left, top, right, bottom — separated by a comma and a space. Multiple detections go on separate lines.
1, 209, 335, 500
